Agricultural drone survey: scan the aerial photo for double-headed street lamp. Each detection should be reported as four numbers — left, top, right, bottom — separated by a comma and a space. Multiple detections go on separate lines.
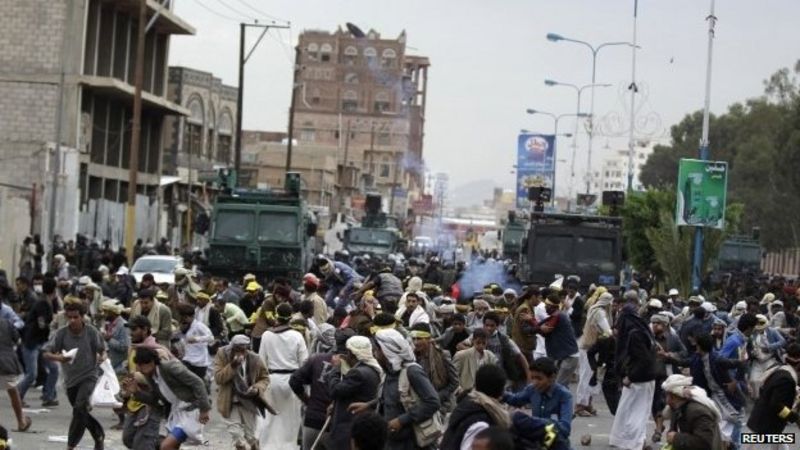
524, 109, 588, 207
547, 33, 637, 194
542, 80, 609, 203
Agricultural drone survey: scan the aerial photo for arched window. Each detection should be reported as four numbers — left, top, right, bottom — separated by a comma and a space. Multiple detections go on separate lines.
217, 109, 233, 164
320, 43, 332, 62
310, 87, 321, 105
306, 42, 319, 61
206, 102, 215, 159
364, 47, 377, 66
381, 48, 397, 67
342, 90, 358, 112
185, 96, 204, 157
344, 73, 359, 84
344, 45, 358, 65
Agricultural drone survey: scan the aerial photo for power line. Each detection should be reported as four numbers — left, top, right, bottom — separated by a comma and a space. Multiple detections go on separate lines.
270, 28, 295, 64
231, 0, 289, 24
191, 0, 241, 22
214, 0, 255, 21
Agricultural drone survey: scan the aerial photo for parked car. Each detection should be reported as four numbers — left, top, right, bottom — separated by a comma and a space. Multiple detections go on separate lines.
130, 255, 183, 285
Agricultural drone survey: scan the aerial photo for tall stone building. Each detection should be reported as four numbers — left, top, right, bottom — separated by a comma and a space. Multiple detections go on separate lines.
161, 66, 238, 245
292, 25, 430, 216
0, 0, 193, 251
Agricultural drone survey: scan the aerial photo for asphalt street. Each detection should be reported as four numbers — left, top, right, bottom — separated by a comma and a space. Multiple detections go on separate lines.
0, 380, 796, 449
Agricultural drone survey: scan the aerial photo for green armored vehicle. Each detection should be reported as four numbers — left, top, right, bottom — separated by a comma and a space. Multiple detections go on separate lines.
498, 211, 527, 263
205, 172, 317, 281
344, 194, 404, 259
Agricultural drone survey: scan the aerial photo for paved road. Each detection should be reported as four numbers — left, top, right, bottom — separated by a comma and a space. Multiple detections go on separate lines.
1, 381, 795, 449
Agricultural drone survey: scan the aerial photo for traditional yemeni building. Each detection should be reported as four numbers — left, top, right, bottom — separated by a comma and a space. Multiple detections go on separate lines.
292, 25, 430, 216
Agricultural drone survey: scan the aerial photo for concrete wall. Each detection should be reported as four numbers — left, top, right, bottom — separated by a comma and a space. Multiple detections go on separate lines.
0, 188, 33, 281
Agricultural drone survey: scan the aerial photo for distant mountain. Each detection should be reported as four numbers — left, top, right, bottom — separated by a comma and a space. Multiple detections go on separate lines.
450, 179, 499, 208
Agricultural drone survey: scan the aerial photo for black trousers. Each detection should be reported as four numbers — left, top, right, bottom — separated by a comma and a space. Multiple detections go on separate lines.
184, 362, 209, 392
67, 378, 104, 447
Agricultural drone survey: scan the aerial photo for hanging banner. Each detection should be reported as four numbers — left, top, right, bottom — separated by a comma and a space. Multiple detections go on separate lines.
675, 158, 728, 229
516, 133, 556, 209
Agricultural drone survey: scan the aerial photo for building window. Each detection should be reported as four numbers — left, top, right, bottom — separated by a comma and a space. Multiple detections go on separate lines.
374, 91, 390, 113
217, 111, 233, 163
344, 73, 359, 84
381, 48, 397, 68
320, 43, 332, 62
186, 96, 204, 157
364, 47, 377, 66
300, 121, 315, 142
342, 90, 358, 112
380, 156, 390, 178
343, 45, 357, 65
377, 131, 391, 145
206, 103, 215, 159
306, 42, 319, 61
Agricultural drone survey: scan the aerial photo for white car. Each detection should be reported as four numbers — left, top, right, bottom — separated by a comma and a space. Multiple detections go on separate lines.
130, 255, 183, 285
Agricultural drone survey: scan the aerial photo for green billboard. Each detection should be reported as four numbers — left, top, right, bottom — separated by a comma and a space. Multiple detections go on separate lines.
676, 158, 728, 229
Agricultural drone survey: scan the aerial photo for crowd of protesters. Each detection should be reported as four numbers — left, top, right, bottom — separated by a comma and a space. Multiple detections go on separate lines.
1, 236, 799, 450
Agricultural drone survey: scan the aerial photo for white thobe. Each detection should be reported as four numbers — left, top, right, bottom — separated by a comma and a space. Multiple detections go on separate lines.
609, 381, 655, 449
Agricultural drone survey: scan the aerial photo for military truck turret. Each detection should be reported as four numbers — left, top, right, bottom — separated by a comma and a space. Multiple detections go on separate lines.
343, 193, 404, 259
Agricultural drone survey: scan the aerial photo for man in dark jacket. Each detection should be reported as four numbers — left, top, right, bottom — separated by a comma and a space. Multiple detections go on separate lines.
651, 313, 688, 443
17, 276, 53, 405
441, 364, 509, 450
128, 347, 211, 450
290, 328, 354, 450
410, 323, 459, 413
662, 374, 724, 450
326, 335, 383, 450
533, 294, 579, 386
609, 295, 657, 450
746, 343, 800, 438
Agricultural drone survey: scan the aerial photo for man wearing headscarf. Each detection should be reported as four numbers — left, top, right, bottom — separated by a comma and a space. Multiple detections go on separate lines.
575, 291, 613, 417
257, 303, 309, 450
213, 334, 270, 450
650, 313, 687, 443
290, 328, 353, 450
410, 323, 458, 414
609, 292, 657, 450
100, 299, 129, 374
466, 297, 490, 331
511, 288, 540, 365
325, 335, 384, 450
661, 374, 724, 450
748, 313, 786, 397
374, 328, 440, 450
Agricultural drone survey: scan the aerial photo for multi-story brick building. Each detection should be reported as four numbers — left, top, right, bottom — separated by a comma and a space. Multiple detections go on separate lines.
0, 0, 193, 250
292, 26, 430, 216
161, 66, 237, 245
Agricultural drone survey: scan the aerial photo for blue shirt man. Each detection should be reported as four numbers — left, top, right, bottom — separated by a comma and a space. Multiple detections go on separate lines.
502, 357, 573, 440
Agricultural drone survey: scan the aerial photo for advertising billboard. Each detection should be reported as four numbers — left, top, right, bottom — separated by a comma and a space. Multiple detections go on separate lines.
676, 158, 728, 229
516, 134, 556, 209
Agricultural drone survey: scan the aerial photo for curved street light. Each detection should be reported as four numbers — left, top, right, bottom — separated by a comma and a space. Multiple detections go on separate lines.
546, 32, 638, 194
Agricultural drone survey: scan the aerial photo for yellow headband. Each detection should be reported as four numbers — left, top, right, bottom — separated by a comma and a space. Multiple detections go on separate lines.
369, 323, 396, 335
410, 330, 432, 339
494, 307, 509, 313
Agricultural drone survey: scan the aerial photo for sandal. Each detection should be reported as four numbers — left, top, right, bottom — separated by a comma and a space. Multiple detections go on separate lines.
575, 409, 594, 417
17, 416, 32, 432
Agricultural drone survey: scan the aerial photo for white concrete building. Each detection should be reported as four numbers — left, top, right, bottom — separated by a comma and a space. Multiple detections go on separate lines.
592, 141, 655, 192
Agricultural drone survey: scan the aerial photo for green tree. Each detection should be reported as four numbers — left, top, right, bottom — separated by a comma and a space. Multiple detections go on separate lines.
639, 61, 800, 250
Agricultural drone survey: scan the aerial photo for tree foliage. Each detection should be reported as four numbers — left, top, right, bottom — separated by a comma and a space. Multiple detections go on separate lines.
621, 189, 743, 292
640, 60, 800, 250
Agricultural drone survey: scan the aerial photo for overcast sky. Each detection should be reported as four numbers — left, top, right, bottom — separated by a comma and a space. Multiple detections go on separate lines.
169, 0, 800, 198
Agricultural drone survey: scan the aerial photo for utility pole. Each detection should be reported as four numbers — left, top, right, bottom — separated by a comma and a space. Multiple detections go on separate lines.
285, 45, 301, 175
339, 119, 352, 213
692, 0, 717, 292
48, 71, 65, 259
234, 22, 291, 175
389, 151, 402, 215
124, 0, 146, 266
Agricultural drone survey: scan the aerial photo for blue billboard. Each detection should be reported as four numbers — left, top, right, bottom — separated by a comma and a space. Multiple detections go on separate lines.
516, 133, 556, 208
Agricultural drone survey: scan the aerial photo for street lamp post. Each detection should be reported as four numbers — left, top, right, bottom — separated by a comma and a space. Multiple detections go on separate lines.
543, 80, 609, 208
547, 33, 636, 194
524, 109, 587, 208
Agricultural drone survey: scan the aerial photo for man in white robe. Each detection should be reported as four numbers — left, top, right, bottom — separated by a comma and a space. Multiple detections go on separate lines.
257, 303, 309, 450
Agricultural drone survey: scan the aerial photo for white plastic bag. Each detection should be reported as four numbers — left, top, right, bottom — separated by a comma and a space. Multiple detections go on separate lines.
91, 359, 122, 408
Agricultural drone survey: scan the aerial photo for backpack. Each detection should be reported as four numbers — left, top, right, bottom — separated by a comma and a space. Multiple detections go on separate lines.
398, 363, 444, 447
